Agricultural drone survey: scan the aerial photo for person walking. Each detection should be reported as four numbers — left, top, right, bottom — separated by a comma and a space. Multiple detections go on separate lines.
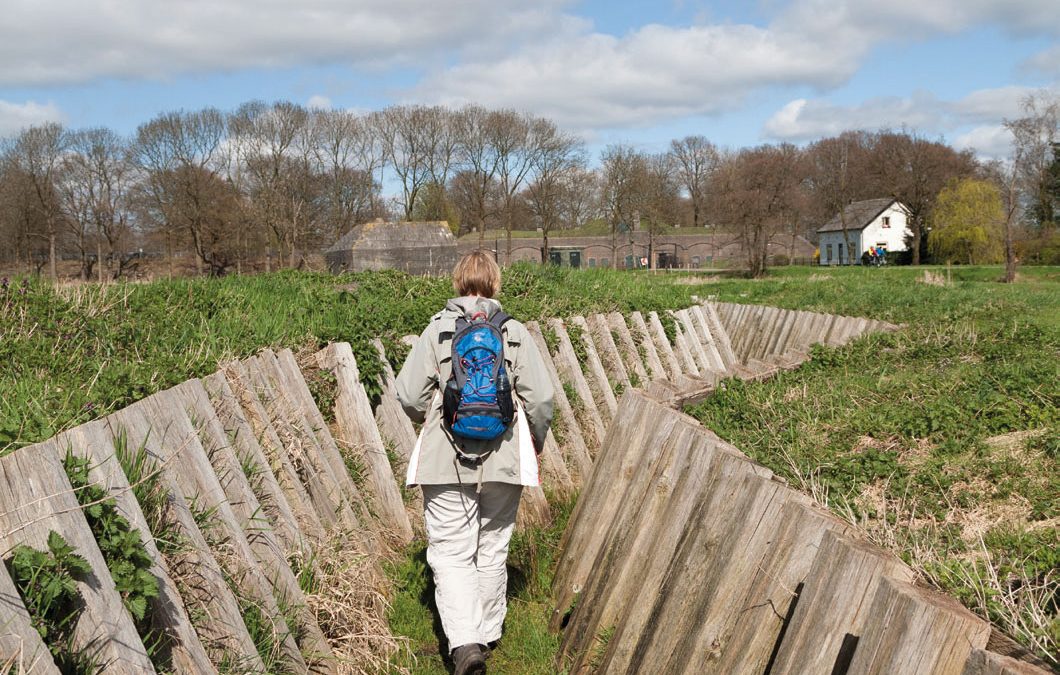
396, 251, 554, 675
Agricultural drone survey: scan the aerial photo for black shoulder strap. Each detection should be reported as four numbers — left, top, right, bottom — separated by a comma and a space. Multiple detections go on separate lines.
489, 311, 511, 330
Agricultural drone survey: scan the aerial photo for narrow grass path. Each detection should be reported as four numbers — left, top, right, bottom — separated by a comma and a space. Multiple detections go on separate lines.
387, 500, 573, 674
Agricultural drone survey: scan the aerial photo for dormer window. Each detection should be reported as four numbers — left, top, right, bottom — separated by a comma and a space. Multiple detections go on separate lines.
882, 216, 891, 228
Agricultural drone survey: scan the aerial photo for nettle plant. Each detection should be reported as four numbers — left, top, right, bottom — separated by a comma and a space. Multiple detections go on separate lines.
8, 531, 91, 648
63, 451, 160, 627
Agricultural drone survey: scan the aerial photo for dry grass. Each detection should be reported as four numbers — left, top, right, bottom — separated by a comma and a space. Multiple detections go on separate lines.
918, 269, 951, 286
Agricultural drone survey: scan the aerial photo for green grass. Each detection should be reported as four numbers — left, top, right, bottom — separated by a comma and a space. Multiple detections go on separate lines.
386, 499, 572, 674
686, 264, 1059, 662
0, 265, 713, 454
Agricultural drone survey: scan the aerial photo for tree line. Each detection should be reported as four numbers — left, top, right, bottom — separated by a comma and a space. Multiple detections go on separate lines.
0, 95, 1056, 279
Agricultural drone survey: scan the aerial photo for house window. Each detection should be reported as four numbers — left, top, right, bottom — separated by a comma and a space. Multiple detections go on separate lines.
691, 255, 701, 267
588, 258, 596, 268
825, 244, 833, 262
601, 257, 610, 268
838, 243, 844, 263
882, 216, 891, 228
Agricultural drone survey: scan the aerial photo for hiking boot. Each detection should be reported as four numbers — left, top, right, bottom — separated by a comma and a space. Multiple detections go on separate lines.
452, 643, 486, 675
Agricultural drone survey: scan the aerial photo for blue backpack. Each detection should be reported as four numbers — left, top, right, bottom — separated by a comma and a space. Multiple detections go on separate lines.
442, 310, 515, 442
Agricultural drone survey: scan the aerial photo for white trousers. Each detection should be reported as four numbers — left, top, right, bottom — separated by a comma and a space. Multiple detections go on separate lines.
422, 482, 523, 652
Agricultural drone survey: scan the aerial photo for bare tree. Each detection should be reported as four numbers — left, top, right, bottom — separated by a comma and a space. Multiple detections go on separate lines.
132, 108, 232, 275
870, 130, 976, 264
309, 109, 383, 237
526, 128, 584, 262
712, 144, 803, 277
455, 105, 503, 249
494, 110, 538, 263
60, 128, 134, 280
559, 166, 599, 232
8, 123, 68, 278
599, 144, 647, 266
668, 135, 719, 229
807, 131, 873, 265
1000, 91, 1060, 273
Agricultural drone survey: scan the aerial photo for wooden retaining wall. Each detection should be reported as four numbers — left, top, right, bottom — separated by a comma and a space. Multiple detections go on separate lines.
4, 300, 1040, 674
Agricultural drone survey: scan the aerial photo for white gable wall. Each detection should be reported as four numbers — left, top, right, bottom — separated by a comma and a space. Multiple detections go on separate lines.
818, 202, 910, 265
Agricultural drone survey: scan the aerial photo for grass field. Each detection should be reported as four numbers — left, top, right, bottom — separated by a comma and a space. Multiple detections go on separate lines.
1, 263, 1056, 669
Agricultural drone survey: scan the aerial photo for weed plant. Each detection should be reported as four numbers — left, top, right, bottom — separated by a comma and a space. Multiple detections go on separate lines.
6, 531, 97, 672
687, 265, 1058, 662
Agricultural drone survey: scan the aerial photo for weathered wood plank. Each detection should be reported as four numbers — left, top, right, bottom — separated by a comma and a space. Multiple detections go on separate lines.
0, 441, 155, 673
768, 529, 916, 675
567, 316, 619, 419
701, 302, 737, 369
314, 343, 413, 545
137, 388, 307, 672
848, 576, 990, 675
105, 405, 264, 670
175, 380, 336, 671
220, 360, 329, 540
60, 421, 215, 674
962, 649, 1054, 674
688, 305, 726, 372
526, 322, 593, 483
707, 500, 852, 674
647, 311, 683, 379
628, 312, 667, 381
674, 309, 714, 374
587, 313, 631, 393
669, 315, 701, 376
606, 312, 650, 384
546, 318, 607, 452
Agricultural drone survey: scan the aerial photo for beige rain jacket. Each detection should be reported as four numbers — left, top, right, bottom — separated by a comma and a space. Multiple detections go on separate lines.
396, 296, 554, 487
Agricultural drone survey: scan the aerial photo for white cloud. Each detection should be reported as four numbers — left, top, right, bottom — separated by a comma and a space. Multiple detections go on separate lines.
414, 20, 860, 129
0, 0, 572, 86
953, 124, 1014, 159
0, 100, 64, 137
763, 85, 1053, 142
1021, 45, 1060, 78
306, 95, 332, 111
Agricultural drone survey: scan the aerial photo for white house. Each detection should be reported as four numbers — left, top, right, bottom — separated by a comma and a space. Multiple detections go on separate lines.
817, 198, 911, 265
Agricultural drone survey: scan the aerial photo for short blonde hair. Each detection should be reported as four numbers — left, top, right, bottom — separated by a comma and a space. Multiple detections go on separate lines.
452, 250, 501, 298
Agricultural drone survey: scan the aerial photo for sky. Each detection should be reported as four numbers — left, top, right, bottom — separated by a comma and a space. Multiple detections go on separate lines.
0, 0, 1057, 162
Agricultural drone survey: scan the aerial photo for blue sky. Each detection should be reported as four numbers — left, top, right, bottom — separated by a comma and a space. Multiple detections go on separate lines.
0, 0, 1057, 162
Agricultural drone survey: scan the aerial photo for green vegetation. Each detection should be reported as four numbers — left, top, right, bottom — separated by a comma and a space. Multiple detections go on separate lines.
387, 499, 572, 674
6, 531, 98, 672
1, 265, 710, 453
687, 265, 1058, 662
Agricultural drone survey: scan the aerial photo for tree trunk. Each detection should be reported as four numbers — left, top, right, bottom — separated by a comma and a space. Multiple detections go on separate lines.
48, 228, 57, 280
543, 231, 550, 265
911, 217, 922, 265
97, 238, 104, 284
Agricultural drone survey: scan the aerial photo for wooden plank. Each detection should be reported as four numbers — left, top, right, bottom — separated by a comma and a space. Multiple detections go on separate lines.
587, 313, 631, 393
689, 305, 727, 372
628, 312, 667, 381
59, 421, 215, 674
707, 500, 852, 674
0, 441, 156, 673
106, 404, 265, 670
268, 349, 376, 532
526, 322, 593, 483
767, 529, 916, 675
370, 339, 418, 463
597, 468, 786, 674
675, 309, 714, 374
237, 356, 359, 533
546, 318, 607, 453
606, 312, 650, 384
647, 311, 683, 380
220, 360, 329, 539
564, 433, 769, 673
0, 547, 60, 674
567, 316, 619, 418
550, 392, 721, 632
539, 434, 576, 502
136, 388, 307, 672
701, 303, 737, 369
174, 380, 336, 672
963, 649, 1054, 675
669, 315, 701, 376
848, 576, 990, 675
314, 343, 414, 544
370, 338, 423, 532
